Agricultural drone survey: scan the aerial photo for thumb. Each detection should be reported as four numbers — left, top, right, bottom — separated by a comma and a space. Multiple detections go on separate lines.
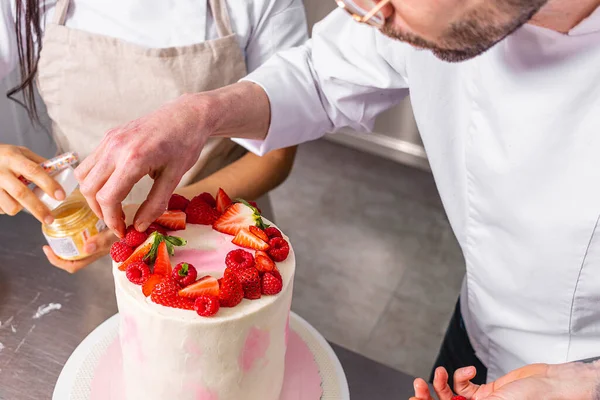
84, 229, 118, 254
454, 366, 479, 398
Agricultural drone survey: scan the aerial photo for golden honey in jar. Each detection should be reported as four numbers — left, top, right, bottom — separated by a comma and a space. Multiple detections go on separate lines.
41, 190, 107, 261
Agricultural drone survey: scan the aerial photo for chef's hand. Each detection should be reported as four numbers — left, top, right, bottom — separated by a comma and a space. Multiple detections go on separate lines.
411, 361, 600, 400
0, 144, 65, 223
43, 229, 118, 273
74, 94, 211, 237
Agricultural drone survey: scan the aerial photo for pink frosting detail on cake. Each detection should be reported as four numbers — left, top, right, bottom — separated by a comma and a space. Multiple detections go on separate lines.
239, 327, 270, 372
121, 314, 144, 363
185, 339, 203, 357
193, 386, 218, 400
171, 241, 239, 274
285, 313, 291, 348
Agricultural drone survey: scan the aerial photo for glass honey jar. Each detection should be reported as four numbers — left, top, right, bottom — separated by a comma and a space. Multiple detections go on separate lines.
38, 168, 107, 260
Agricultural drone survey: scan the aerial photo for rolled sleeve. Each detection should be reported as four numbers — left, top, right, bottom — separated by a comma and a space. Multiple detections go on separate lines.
237, 9, 411, 155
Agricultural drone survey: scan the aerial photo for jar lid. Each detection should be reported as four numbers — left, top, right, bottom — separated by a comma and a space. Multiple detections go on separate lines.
34, 167, 80, 211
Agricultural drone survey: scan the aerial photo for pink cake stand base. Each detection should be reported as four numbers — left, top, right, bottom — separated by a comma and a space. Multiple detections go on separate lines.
90, 325, 324, 400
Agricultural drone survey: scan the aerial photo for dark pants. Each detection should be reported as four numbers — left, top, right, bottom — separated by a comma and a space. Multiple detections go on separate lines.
430, 299, 488, 391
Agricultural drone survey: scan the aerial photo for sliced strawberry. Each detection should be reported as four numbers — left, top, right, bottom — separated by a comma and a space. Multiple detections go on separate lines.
142, 274, 163, 297
213, 203, 264, 236
255, 252, 276, 273
232, 228, 270, 251
216, 188, 233, 213
118, 238, 154, 271
249, 226, 269, 242
179, 276, 220, 298
153, 241, 171, 276
155, 210, 186, 231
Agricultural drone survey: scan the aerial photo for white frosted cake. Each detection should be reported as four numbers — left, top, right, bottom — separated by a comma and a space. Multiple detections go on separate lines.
110, 191, 295, 400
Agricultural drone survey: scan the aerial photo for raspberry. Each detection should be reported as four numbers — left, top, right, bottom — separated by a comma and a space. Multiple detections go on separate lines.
186, 201, 221, 225
110, 241, 133, 262
268, 237, 290, 262
172, 262, 198, 287
146, 223, 167, 236
261, 272, 283, 295
233, 267, 261, 300
194, 295, 220, 317
168, 194, 190, 211
151, 277, 195, 310
264, 227, 283, 239
126, 261, 151, 285
191, 192, 216, 208
124, 225, 148, 247
451, 397, 467, 400
219, 268, 244, 308
225, 249, 255, 270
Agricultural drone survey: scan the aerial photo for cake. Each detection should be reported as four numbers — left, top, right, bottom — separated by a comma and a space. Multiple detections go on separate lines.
110, 190, 295, 400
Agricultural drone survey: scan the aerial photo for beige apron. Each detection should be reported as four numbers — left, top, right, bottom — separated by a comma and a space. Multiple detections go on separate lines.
36, 0, 272, 217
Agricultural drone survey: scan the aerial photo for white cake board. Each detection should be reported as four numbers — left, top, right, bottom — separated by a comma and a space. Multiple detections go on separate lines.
53, 312, 349, 400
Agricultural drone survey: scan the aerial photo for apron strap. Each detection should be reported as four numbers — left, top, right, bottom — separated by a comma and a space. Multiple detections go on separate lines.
52, 0, 70, 25
209, 0, 234, 38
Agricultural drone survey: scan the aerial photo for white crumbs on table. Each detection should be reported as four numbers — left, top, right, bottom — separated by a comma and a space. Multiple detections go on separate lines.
33, 303, 63, 319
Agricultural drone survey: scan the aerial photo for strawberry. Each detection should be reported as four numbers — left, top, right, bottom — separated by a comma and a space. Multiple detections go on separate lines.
248, 201, 262, 213
110, 241, 133, 263
225, 249, 255, 270
233, 267, 261, 300
146, 223, 167, 236
186, 201, 220, 225
451, 397, 467, 400
194, 295, 220, 317
213, 203, 265, 236
219, 268, 244, 308
126, 261, 151, 285
155, 210, 186, 231
264, 227, 283, 239
168, 194, 190, 211
268, 237, 290, 262
232, 228, 270, 251
196, 192, 216, 208
142, 274, 163, 297
255, 251, 276, 274
153, 241, 172, 276
179, 276, 220, 298
249, 226, 269, 242
124, 226, 149, 248
261, 272, 283, 295
215, 188, 232, 213
172, 262, 198, 287
118, 239, 154, 271
151, 277, 195, 310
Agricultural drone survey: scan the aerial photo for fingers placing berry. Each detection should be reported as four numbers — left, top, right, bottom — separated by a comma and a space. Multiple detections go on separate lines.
411, 377, 435, 400
268, 237, 289, 262
225, 249, 255, 270
124, 225, 149, 247
452, 367, 479, 399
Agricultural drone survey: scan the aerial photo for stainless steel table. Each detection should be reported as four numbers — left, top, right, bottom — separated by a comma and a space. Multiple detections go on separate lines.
0, 213, 417, 400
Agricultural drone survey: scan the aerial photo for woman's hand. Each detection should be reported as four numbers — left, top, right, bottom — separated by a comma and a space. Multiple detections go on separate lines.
411, 361, 599, 400
43, 228, 118, 273
0, 144, 65, 223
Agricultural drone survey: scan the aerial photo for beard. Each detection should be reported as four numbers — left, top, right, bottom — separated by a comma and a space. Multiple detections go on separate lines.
381, 0, 549, 62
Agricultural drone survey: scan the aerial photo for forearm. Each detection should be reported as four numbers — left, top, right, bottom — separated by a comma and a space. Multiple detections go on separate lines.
175, 146, 297, 201
188, 81, 271, 142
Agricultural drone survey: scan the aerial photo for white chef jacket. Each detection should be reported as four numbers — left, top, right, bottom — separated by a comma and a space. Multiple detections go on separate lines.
0, 0, 307, 81
239, 8, 600, 381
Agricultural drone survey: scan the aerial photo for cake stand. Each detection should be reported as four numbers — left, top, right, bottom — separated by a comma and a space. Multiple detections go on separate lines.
53, 312, 349, 400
